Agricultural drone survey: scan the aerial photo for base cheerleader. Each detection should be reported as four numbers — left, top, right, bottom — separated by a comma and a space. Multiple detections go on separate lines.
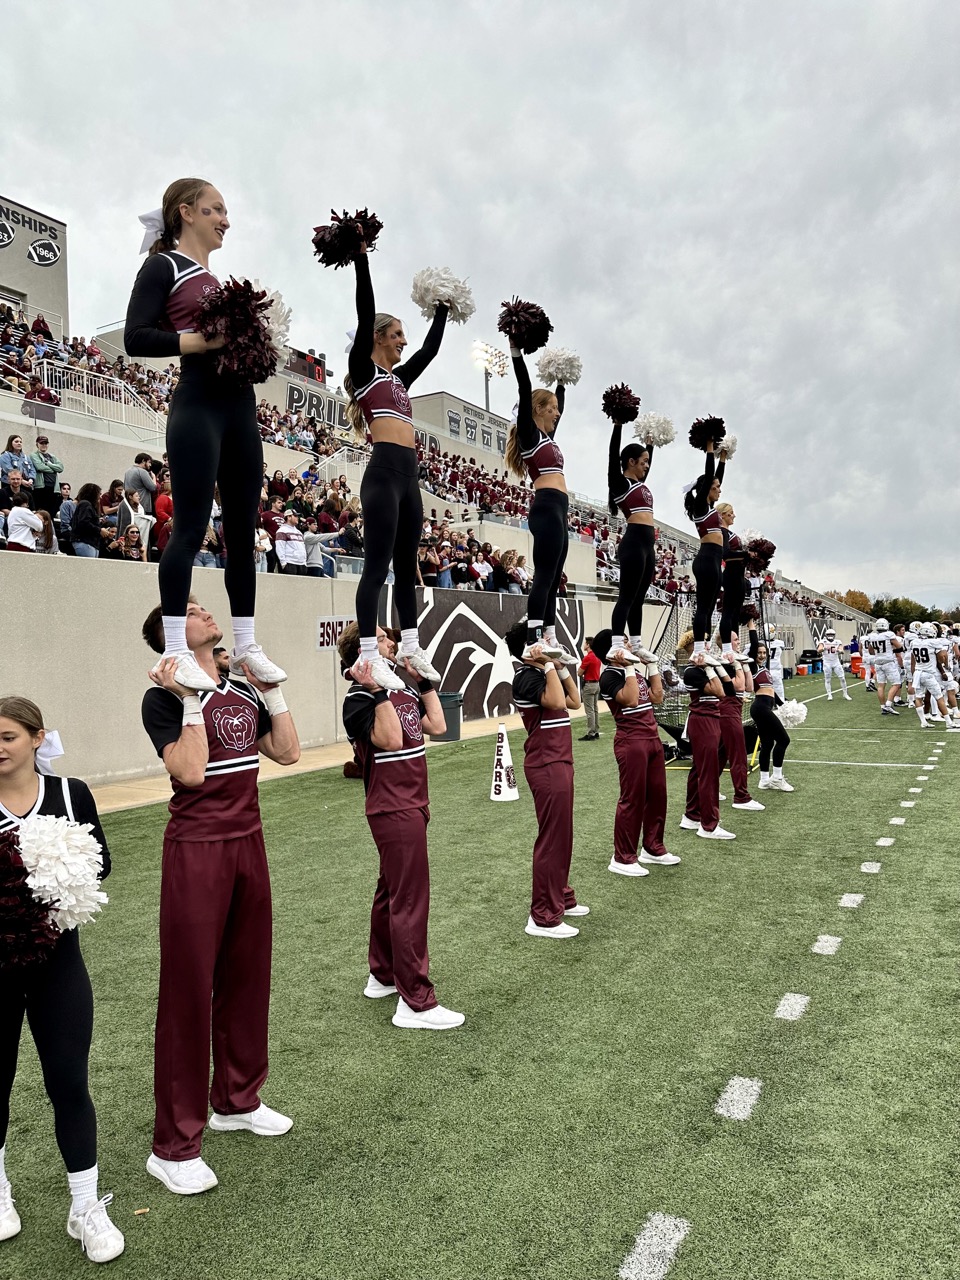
676, 634, 737, 840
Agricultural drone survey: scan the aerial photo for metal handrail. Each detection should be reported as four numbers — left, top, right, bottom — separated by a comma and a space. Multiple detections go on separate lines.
0, 296, 65, 343
38, 360, 166, 440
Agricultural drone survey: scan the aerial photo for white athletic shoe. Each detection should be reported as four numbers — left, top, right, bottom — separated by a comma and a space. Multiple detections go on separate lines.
697, 824, 736, 840
732, 799, 765, 811
391, 997, 465, 1029
638, 849, 681, 866
826, 693, 833, 700
146, 1154, 218, 1195
766, 777, 795, 792
679, 815, 700, 830
524, 915, 580, 938
230, 643, 287, 684
608, 857, 650, 877
564, 903, 591, 916
153, 650, 217, 692
632, 645, 660, 664
0, 1182, 21, 1241
718, 792, 727, 801
66, 1193, 125, 1264
398, 647, 441, 682
366, 655, 405, 691
606, 646, 643, 666
208, 1103, 292, 1136
363, 974, 398, 999
843, 692, 852, 701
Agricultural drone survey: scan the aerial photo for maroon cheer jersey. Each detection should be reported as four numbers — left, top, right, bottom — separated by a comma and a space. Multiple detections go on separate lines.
355, 365, 415, 427
155, 251, 221, 334
521, 430, 565, 482
612, 478, 654, 519
142, 678, 272, 842
512, 664, 573, 767
682, 664, 721, 717
343, 682, 429, 816
599, 667, 659, 739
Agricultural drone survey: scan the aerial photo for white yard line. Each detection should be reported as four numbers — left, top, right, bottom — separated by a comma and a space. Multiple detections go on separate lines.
714, 1077, 762, 1120
782, 760, 925, 768
812, 935, 842, 954
619, 1213, 692, 1280
774, 993, 810, 1020
839, 893, 865, 908
861, 862, 881, 873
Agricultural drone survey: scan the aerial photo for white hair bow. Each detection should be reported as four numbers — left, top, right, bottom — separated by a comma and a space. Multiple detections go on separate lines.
344, 329, 356, 355
138, 208, 165, 255
681, 481, 697, 496
510, 401, 519, 426
35, 729, 64, 776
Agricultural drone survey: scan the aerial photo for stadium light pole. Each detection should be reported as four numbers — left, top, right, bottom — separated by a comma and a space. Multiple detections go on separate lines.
471, 340, 509, 412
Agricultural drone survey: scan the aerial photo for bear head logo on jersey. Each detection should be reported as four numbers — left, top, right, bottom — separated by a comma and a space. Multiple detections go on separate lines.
212, 704, 259, 752
395, 699, 424, 744
392, 381, 412, 416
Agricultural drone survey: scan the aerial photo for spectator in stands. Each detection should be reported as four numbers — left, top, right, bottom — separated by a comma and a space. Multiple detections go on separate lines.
26, 434, 63, 516
31, 312, 53, 340
254, 524, 272, 574
317, 498, 340, 535
515, 554, 529, 593
106, 524, 147, 563
303, 518, 339, 577
192, 523, 221, 568
123, 452, 157, 514
25, 375, 59, 406
450, 548, 472, 589
275, 510, 307, 575
4, 494, 43, 551
0, 469, 33, 513
417, 538, 441, 587
100, 480, 126, 527
268, 469, 290, 501
1, 435, 37, 486
339, 509, 364, 558
56, 482, 74, 543
71, 482, 109, 558
155, 475, 173, 526
35, 509, 59, 555
470, 550, 493, 590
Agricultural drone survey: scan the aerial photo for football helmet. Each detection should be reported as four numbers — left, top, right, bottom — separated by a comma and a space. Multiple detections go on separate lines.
825, 628, 836, 639
921, 622, 938, 638
765, 623, 777, 639
909, 621, 923, 634
876, 617, 889, 631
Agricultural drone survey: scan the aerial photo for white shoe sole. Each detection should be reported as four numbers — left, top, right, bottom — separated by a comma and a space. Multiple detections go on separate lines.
608, 860, 650, 876
564, 905, 590, 916
146, 1156, 218, 1195
363, 983, 398, 999
391, 1012, 465, 1029
638, 852, 681, 866
524, 921, 580, 937
678, 819, 699, 830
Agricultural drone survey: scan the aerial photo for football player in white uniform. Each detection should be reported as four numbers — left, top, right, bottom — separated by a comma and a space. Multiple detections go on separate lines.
911, 624, 951, 727
934, 624, 960, 723
817, 628, 851, 700
765, 624, 786, 701
862, 617, 902, 715
859, 628, 876, 691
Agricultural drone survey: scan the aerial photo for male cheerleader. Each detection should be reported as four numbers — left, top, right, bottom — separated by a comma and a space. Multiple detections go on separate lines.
862, 617, 903, 715
506, 621, 589, 938
141, 599, 300, 1194
817, 628, 852, 700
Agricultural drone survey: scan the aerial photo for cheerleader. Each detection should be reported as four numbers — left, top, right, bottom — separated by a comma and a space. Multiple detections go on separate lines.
505, 355, 577, 663
716, 503, 746, 652
342, 246, 447, 690
750, 637, 795, 791
606, 428, 661, 664
682, 439, 727, 656
125, 178, 285, 693
0, 698, 124, 1263
676, 633, 736, 839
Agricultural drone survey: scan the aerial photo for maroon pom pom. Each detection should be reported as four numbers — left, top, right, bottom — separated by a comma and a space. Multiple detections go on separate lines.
688, 416, 726, 451
196, 278, 280, 385
602, 383, 640, 424
743, 538, 777, 573
0, 832, 59, 970
497, 298, 553, 354
311, 208, 383, 269
739, 602, 760, 623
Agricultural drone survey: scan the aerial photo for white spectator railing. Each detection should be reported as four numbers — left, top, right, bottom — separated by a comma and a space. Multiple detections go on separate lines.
0, 296, 64, 343
311, 446, 369, 486
38, 361, 166, 441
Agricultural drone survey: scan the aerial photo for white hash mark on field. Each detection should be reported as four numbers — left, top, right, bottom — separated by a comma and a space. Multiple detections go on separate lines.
876, 837, 894, 846
917, 775, 928, 781
909, 787, 923, 793
618, 1212, 692, 1280
812, 935, 842, 954
840, 893, 864, 908
774, 993, 810, 1020
861, 862, 882, 873
890, 817, 906, 825
900, 800, 916, 808
715, 1077, 762, 1120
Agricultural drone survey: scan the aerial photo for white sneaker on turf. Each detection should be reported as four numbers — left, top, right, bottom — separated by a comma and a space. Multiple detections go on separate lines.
364, 656, 405, 691
826, 693, 833, 700
843, 693, 852, 701
398, 647, 441, 681
524, 915, 580, 937
67, 1193, 125, 1264
718, 792, 727, 801
363, 973, 398, 999
391, 998, 465, 1029
564, 903, 590, 916
146, 1154, 218, 1195
0, 1182, 20, 1241
153, 651, 217, 692
230, 644, 287, 684
732, 799, 765, 811
638, 849, 681, 866
697, 824, 736, 840
607, 857, 650, 877
758, 778, 772, 789
766, 777, 795, 792
679, 815, 700, 830
208, 1102, 292, 1136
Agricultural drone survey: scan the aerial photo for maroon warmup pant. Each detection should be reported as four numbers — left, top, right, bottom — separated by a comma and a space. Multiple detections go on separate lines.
717, 698, 752, 804
684, 711, 721, 832
613, 734, 668, 862
525, 761, 576, 927
367, 807, 437, 1013
153, 831, 272, 1161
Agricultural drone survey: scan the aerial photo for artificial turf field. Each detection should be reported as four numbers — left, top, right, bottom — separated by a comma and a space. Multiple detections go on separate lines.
5, 674, 958, 1280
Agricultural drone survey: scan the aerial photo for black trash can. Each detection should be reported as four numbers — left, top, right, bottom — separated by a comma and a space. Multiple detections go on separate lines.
433, 691, 463, 742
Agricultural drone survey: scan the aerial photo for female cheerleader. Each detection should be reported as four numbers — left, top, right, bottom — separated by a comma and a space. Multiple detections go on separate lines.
716, 502, 746, 653
606, 428, 661, 665
750, 636, 795, 791
125, 178, 285, 693
504, 354, 576, 662
682, 439, 728, 658
0, 698, 123, 1263
344, 244, 446, 690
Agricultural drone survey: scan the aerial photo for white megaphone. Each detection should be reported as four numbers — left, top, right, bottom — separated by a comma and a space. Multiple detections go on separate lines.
490, 721, 519, 802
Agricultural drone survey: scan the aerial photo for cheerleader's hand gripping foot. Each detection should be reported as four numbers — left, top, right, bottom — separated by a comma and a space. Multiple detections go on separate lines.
632, 645, 660, 664
606, 645, 643, 666
230, 644, 287, 685
351, 656, 405, 692
400, 647, 442, 682
66, 1193, 125, 1264
152, 651, 217, 693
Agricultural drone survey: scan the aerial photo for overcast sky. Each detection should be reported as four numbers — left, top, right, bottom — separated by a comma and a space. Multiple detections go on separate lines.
5, 1, 958, 604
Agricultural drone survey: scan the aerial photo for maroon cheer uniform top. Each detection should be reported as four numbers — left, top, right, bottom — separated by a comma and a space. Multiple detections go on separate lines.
599, 667, 659, 739
613, 479, 654, 520
724, 529, 743, 559
512, 664, 573, 766
342, 681, 429, 816
693, 508, 722, 537
355, 365, 415, 428
753, 668, 774, 692
142, 677, 271, 841
521, 431, 565, 482
682, 664, 720, 717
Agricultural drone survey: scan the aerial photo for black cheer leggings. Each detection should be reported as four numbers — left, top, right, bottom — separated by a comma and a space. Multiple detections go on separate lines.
0, 929, 97, 1172
527, 488, 569, 637
718, 558, 746, 644
692, 541, 723, 642
750, 697, 790, 771
611, 522, 656, 640
161, 370, 262, 618
356, 442, 422, 637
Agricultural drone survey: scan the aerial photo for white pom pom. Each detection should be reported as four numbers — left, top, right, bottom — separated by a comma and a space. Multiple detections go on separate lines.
410, 267, 476, 325
253, 280, 293, 376
16, 814, 108, 932
535, 347, 582, 387
634, 412, 675, 447
719, 433, 738, 458
738, 527, 762, 546
776, 699, 808, 727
